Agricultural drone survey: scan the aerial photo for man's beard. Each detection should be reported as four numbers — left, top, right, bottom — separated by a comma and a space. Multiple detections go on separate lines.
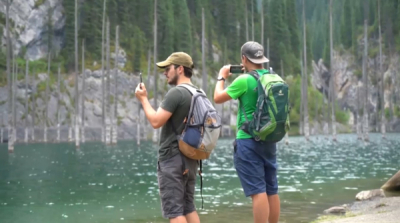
168, 71, 179, 85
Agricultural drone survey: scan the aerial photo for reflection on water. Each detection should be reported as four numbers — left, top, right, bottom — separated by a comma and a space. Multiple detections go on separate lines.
0, 133, 399, 223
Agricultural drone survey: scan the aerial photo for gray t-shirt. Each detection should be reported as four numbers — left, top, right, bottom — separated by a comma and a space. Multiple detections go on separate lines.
159, 84, 198, 161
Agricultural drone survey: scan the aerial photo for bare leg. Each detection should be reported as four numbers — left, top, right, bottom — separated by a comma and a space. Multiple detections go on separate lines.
170, 216, 187, 223
268, 194, 280, 223
185, 211, 200, 223
251, 192, 269, 223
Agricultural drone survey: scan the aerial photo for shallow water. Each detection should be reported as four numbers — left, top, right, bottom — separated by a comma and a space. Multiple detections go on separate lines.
0, 133, 399, 223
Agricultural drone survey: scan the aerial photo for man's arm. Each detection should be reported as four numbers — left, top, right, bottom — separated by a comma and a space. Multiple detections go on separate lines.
135, 83, 173, 129
214, 65, 232, 104
214, 79, 232, 104
140, 98, 172, 129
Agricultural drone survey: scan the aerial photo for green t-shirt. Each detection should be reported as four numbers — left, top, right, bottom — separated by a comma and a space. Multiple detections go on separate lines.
226, 69, 269, 139
159, 84, 197, 161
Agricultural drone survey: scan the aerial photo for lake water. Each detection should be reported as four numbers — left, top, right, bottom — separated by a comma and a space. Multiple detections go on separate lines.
0, 133, 399, 223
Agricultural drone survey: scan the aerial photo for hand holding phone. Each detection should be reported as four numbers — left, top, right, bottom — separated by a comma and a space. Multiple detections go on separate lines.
139, 72, 143, 89
230, 65, 244, 74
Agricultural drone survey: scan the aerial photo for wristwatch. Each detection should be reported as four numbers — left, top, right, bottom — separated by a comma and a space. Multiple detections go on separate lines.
217, 76, 225, 81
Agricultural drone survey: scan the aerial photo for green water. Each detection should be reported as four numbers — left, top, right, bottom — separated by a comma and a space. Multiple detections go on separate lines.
0, 133, 399, 223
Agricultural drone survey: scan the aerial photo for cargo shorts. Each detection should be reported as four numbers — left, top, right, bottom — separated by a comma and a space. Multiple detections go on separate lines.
157, 153, 198, 219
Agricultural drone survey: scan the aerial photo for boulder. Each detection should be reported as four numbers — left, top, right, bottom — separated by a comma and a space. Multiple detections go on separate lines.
323, 206, 347, 215
355, 189, 385, 201
381, 170, 400, 191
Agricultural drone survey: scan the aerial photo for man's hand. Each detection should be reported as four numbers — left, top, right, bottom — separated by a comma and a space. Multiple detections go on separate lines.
218, 65, 232, 79
135, 83, 147, 102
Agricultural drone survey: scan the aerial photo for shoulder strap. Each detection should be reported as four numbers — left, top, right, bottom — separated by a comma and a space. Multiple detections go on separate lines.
177, 83, 206, 96
247, 70, 260, 80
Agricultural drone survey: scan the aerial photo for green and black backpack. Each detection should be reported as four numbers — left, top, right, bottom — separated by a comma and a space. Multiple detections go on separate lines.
240, 69, 290, 142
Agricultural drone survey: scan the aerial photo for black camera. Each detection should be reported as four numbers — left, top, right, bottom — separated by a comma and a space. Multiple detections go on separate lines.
230, 65, 244, 74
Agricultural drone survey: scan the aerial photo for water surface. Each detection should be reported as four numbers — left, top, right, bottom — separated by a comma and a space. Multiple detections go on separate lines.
0, 133, 399, 223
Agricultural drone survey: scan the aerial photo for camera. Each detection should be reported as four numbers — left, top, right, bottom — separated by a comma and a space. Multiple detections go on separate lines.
230, 65, 244, 74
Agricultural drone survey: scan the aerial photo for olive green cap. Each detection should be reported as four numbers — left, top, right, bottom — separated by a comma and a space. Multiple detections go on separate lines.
156, 52, 194, 69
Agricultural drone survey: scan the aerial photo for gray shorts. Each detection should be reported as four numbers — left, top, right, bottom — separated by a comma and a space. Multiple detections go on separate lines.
157, 153, 199, 219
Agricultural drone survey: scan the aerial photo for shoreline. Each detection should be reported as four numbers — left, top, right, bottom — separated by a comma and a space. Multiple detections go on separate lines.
311, 195, 400, 223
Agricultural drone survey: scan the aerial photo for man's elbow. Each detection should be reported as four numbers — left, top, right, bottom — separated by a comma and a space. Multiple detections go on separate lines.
150, 120, 163, 129
214, 94, 223, 104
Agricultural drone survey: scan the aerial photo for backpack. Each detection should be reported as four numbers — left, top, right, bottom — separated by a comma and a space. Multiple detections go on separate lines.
169, 83, 222, 209
240, 70, 290, 142
171, 83, 222, 159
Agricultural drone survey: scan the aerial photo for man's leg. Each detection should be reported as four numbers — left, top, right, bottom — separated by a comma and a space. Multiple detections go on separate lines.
268, 194, 280, 223
251, 192, 269, 223
185, 211, 200, 223
170, 216, 187, 223
184, 158, 200, 223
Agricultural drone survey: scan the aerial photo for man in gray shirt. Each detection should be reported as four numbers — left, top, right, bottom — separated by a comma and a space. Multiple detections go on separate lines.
135, 52, 200, 223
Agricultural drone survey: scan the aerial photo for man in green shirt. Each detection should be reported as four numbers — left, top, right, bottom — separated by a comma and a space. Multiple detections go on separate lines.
135, 52, 200, 223
213, 41, 280, 223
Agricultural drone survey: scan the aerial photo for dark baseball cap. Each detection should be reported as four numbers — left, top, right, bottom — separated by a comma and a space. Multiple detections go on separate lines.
156, 52, 194, 69
241, 41, 269, 64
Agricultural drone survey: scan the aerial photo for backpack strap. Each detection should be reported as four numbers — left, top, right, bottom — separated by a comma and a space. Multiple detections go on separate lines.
168, 84, 205, 208
239, 70, 260, 133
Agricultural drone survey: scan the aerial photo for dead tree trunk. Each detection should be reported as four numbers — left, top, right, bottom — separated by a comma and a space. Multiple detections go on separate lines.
202, 8, 207, 95
113, 26, 119, 145
299, 54, 304, 135
101, 0, 107, 143
302, 0, 309, 141
245, 2, 249, 41
74, 0, 80, 148
6, 0, 13, 151
57, 65, 61, 142
81, 39, 86, 143
25, 60, 29, 143
12, 55, 17, 145
362, 0, 369, 142
32, 69, 36, 142
44, 53, 50, 143
329, 0, 337, 141
152, 0, 159, 143
378, 0, 385, 138
105, 18, 111, 145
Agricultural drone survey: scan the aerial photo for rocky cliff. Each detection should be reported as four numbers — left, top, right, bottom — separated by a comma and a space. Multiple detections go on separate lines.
311, 50, 400, 132
0, 0, 64, 60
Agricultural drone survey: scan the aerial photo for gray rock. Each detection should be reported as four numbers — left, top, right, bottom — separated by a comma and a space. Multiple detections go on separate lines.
323, 206, 347, 215
355, 189, 385, 201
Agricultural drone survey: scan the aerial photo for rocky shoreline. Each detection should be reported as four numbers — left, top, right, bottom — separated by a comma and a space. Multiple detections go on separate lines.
313, 171, 400, 223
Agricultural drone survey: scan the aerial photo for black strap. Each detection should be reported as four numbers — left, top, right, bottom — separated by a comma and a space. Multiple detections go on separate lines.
199, 160, 203, 209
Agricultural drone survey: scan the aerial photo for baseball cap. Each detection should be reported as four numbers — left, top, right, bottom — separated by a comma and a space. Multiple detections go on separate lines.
241, 41, 269, 64
156, 52, 194, 69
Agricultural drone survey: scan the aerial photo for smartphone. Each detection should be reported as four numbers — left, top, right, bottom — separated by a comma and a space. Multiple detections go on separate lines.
139, 72, 143, 89
230, 65, 244, 74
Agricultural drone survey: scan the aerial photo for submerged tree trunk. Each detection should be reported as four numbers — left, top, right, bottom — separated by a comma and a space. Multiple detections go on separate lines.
378, 0, 385, 138
44, 53, 50, 143
81, 39, 86, 143
32, 69, 36, 142
25, 60, 29, 143
6, 0, 13, 151
362, 0, 369, 142
57, 65, 61, 142
113, 26, 119, 145
105, 18, 111, 145
74, 0, 80, 148
329, 0, 337, 141
12, 56, 17, 145
202, 8, 207, 95
152, 0, 159, 143
101, 0, 107, 143
299, 54, 304, 136
302, 0, 309, 141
